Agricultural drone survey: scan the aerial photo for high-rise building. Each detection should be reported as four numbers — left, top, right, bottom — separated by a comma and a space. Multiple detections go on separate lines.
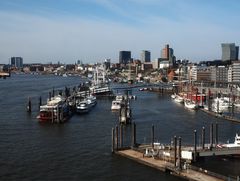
161, 44, 176, 67
119, 51, 131, 64
140, 50, 151, 62
11, 57, 23, 68
221, 43, 239, 61
161, 44, 169, 59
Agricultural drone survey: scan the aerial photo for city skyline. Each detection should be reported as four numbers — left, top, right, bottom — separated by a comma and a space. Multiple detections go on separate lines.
0, 0, 240, 64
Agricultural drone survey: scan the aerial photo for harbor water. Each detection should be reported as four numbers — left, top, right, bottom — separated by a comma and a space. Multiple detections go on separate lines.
0, 74, 240, 180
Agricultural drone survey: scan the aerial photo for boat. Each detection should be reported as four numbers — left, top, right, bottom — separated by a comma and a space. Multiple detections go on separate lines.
38, 95, 69, 123
76, 100, 89, 113
171, 94, 176, 99
174, 95, 184, 103
111, 100, 122, 111
220, 134, 240, 148
86, 95, 97, 107
184, 100, 198, 109
89, 66, 112, 95
211, 97, 231, 113
111, 94, 124, 111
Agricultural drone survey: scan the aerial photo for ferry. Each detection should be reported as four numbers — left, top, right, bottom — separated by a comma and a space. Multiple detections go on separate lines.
38, 95, 69, 123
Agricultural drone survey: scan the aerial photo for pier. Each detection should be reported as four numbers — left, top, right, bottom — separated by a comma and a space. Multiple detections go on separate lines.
111, 123, 240, 181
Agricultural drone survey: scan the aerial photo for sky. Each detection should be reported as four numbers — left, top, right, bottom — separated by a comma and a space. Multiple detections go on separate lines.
0, 0, 240, 64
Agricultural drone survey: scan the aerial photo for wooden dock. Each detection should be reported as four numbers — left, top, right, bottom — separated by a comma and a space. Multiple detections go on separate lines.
111, 123, 240, 181
116, 149, 224, 181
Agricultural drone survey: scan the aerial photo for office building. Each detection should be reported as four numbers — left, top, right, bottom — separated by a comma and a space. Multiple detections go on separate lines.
221, 43, 239, 61
231, 61, 240, 82
211, 66, 228, 83
161, 44, 176, 67
119, 51, 131, 64
140, 50, 151, 62
11, 57, 23, 68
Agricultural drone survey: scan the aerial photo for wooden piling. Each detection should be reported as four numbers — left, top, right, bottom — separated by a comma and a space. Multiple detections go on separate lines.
27, 97, 32, 113
174, 136, 177, 167
39, 96, 42, 109
115, 125, 119, 150
111, 128, 115, 153
119, 124, 123, 148
215, 123, 218, 145
202, 127, 205, 149
194, 130, 197, 162
49, 92, 52, 101
52, 87, 55, 97
151, 124, 154, 148
178, 137, 182, 170
131, 122, 136, 148
210, 123, 213, 149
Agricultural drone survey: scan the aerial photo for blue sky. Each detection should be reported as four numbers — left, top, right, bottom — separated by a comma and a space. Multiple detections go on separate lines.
0, 0, 240, 63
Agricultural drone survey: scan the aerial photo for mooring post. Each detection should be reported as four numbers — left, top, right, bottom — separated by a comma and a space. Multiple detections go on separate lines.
210, 123, 213, 149
111, 128, 115, 153
202, 127, 205, 149
194, 130, 197, 162
49, 92, 52, 101
52, 87, 55, 97
151, 124, 154, 148
27, 97, 32, 113
131, 122, 136, 148
119, 124, 123, 148
178, 137, 182, 170
215, 122, 218, 145
57, 105, 60, 123
39, 96, 42, 109
115, 125, 119, 150
174, 136, 177, 167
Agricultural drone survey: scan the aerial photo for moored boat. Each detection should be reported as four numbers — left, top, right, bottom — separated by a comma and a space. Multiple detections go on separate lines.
174, 95, 184, 103
184, 100, 198, 109
38, 95, 69, 123
76, 100, 89, 113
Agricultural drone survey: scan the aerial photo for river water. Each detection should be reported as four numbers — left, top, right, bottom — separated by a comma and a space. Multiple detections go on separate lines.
0, 74, 240, 180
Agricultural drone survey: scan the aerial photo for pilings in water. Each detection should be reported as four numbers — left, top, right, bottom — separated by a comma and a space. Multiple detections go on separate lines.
39, 96, 42, 110
111, 124, 127, 153
131, 122, 136, 148
27, 97, 32, 113
202, 127, 205, 149
174, 136, 177, 167
194, 130, 197, 162
151, 124, 154, 148
178, 137, 182, 170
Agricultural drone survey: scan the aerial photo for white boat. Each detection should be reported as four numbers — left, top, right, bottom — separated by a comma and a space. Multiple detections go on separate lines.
212, 97, 231, 113
86, 95, 97, 107
171, 94, 176, 99
38, 95, 69, 122
220, 134, 240, 148
76, 100, 89, 113
184, 100, 198, 109
111, 100, 122, 111
116, 95, 124, 102
174, 95, 184, 103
